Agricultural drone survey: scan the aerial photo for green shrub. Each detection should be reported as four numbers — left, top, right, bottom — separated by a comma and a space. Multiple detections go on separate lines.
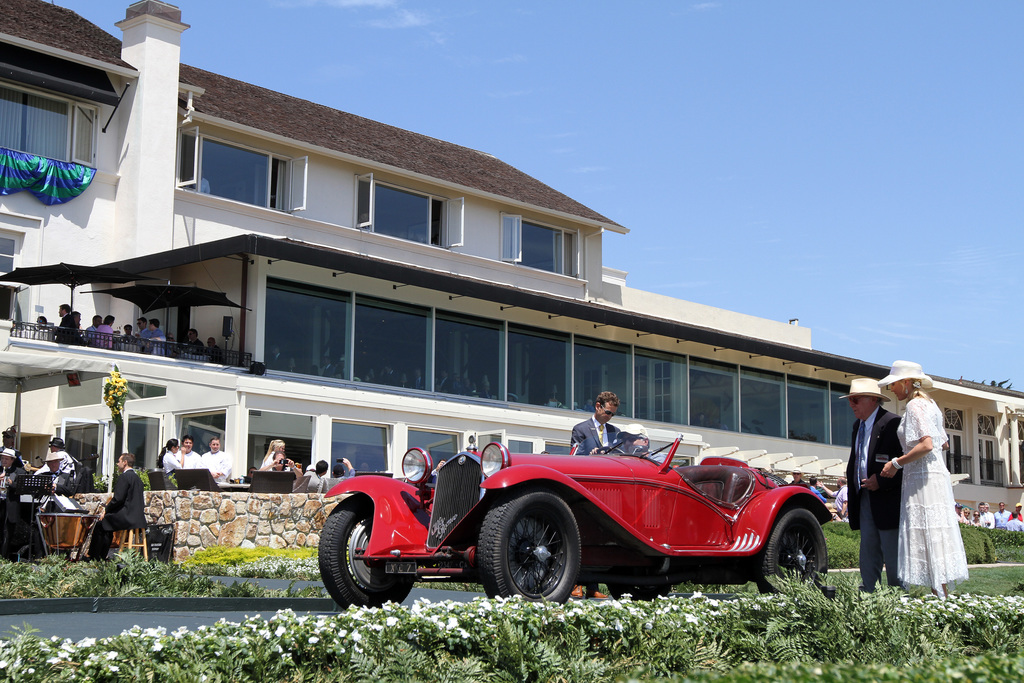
822, 522, 858, 568
959, 525, 997, 564
824, 521, 998, 568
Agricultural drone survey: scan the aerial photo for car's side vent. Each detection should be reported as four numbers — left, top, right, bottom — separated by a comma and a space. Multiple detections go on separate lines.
426, 453, 482, 549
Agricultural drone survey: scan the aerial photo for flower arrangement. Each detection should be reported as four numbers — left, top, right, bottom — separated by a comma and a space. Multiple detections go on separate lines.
103, 364, 128, 425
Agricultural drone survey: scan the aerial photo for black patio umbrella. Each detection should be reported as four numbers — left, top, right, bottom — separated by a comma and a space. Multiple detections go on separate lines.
84, 283, 245, 313
0, 262, 144, 310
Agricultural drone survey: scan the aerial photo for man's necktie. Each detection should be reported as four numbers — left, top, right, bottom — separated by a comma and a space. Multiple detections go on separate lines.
857, 421, 868, 488
598, 423, 605, 446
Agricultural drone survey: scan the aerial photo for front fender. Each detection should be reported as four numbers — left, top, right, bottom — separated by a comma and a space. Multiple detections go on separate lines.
730, 487, 831, 554
327, 477, 430, 557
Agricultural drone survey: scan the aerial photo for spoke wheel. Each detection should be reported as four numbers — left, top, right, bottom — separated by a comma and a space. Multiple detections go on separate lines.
478, 489, 580, 602
319, 505, 413, 608
756, 507, 828, 593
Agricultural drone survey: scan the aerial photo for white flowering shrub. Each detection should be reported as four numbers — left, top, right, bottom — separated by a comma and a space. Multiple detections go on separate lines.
2, 582, 1023, 682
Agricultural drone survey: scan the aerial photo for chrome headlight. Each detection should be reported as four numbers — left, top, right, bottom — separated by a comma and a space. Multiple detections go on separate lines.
481, 442, 510, 478
402, 447, 433, 484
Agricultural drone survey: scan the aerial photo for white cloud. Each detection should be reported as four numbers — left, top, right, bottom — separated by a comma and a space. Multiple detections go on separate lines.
368, 8, 431, 28
494, 54, 527, 64
571, 166, 608, 174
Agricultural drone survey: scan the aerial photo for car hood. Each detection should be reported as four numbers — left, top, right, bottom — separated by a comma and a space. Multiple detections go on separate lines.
508, 453, 650, 479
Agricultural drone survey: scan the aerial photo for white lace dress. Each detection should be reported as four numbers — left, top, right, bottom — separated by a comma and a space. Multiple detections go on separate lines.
896, 397, 969, 593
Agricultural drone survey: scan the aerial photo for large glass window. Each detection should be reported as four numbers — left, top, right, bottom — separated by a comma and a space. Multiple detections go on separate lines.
0, 85, 93, 162
179, 412, 226, 457
124, 415, 160, 471
408, 429, 460, 464
501, 215, 577, 276
740, 368, 784, 437
265, 279, 350, 378
332, 421, 389, 473
787, 376, 829, 443
354, 297, 429, 388
199, 138, 268, 205
0, 235, 16, 274
575, 338, 631, 416
435, 312, 502, 398
830, 384, 852, 447
356, 175, 461, 247
247, 410, 313, 472
373, 185, 440, 245
178, 133, 301, 210
634, 349, 687, 425
689, 358, 737, 431
507, 325, 569, 408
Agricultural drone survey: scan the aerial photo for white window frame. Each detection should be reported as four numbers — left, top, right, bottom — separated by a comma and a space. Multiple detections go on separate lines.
500, 213, 577, 276
0, 83, 96, 165
501, 213, 522, 263
355, 173, 463, 247
175, 129, 306, 211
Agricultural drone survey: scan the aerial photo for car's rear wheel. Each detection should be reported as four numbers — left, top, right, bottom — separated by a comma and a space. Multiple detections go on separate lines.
478, 489, 580, 602
319, 506, 413, 608
607, 583, 673, 600
755, 507, 828, 593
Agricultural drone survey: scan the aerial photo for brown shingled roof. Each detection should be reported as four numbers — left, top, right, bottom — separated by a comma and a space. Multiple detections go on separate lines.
0, 0, 132, 70
4, 0, 619, 227
178, 64, 620, 228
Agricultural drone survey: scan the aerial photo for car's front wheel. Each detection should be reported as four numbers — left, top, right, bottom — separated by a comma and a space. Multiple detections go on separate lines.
319, 506, 413, 608
755, 507, 828, 593
477, 489, 581, 602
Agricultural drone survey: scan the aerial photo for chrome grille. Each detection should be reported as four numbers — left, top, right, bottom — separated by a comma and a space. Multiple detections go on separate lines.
427, 454, 482, 549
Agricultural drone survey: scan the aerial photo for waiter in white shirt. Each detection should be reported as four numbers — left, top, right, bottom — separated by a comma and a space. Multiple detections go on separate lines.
202, 437, 232, 483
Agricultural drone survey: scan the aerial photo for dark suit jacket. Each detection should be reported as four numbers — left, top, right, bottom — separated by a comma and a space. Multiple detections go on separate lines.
845, 406, 903, 531
571, 419, 620, 454
101, 468, 146, 532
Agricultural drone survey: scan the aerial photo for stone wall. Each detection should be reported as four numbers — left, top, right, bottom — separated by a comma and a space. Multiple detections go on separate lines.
78, 491, 341, 562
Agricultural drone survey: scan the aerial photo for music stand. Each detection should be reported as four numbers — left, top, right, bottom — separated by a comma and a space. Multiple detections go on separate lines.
15, 473, 55, 561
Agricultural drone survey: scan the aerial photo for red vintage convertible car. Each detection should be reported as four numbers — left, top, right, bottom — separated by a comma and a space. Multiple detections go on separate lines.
318, 433, 831, 607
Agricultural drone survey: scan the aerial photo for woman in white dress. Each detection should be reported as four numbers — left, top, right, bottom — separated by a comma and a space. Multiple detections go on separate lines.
878, 361, 968, 597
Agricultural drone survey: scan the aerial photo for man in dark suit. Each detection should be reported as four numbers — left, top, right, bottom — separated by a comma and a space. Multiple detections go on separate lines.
571, 391, 621, 454
843, 378, 903, 591
89, 453, 147, 560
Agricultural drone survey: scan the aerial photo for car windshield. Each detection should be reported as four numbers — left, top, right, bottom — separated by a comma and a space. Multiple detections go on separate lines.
602, 433, 670, 462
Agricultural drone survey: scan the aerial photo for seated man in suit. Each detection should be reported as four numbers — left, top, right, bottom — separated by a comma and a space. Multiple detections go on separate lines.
89, 453, 147, 560
570, 391, 620, 455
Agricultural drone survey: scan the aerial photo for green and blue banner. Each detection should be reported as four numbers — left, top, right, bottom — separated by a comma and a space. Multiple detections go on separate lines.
0, 146, 96, 205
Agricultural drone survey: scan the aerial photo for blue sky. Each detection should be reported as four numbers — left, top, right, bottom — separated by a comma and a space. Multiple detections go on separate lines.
62, 1, 1024, 387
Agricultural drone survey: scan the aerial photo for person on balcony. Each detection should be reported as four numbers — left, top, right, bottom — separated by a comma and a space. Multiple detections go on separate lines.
140, 318, 166, 355
157, 438, 181, 473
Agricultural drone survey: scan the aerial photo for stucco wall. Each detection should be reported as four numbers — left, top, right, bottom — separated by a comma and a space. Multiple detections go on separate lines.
77, 491, 340, 562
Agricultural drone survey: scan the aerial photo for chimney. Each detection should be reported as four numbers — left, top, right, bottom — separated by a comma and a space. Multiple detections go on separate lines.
113, 2, 189, 257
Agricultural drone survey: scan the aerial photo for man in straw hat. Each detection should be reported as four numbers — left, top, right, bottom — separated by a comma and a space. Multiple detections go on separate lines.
842, 377, 904, 591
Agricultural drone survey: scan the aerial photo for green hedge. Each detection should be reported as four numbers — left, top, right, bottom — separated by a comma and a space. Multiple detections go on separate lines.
823, 521, 998, 568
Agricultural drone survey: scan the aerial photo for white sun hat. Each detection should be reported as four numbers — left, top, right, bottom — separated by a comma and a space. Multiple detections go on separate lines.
840, 378, 889, 403
877, 360, 933, 390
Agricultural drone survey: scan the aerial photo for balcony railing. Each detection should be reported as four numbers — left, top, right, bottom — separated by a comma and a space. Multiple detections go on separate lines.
980, 457, 1004, 486
946, 453, 973, 483
10, 321, 251, 369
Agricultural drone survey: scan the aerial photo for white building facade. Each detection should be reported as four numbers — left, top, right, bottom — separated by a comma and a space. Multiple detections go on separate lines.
1, 0, 1021, 508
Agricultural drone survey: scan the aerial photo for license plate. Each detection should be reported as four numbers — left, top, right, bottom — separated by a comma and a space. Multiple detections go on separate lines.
385, 561, 417, 574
